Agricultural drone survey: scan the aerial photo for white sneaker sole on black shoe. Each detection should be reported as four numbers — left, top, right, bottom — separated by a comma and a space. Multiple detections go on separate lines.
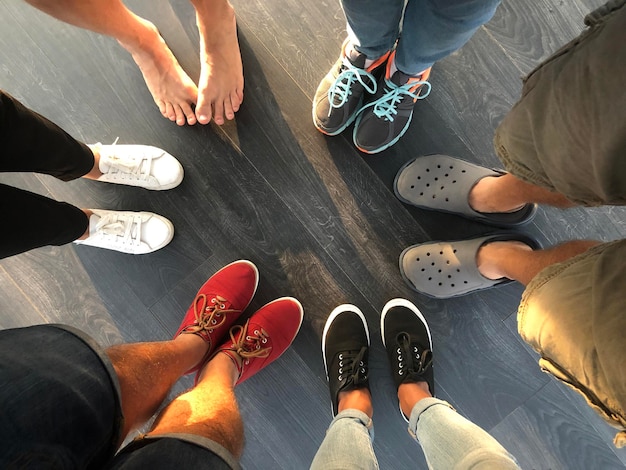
380, 298, 432, 351
322, 304, 370, 416
380, 298, 434, 422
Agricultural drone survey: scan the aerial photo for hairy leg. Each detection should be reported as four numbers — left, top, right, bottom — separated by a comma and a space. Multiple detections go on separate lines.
477, 240, 601, 285
25, 0, 198, 125
147, 352, 245, 458
191, 0, 244, 125
105, 334, 208, 441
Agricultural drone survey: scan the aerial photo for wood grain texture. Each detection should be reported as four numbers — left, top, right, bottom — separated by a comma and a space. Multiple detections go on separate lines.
484, 0, 600, 75
491, 381, 626, 469
0, 245, 125, 346
0, 0, 624, 468
0, 266, 46, 329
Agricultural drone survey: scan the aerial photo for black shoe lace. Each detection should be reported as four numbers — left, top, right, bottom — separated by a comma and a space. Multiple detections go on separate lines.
396, 333, 432, 383
337, 346, 369, 389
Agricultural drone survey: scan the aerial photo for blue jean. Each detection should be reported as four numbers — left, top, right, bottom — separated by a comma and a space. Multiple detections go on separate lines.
310, 398, 519, 469
342, 0, 501, 74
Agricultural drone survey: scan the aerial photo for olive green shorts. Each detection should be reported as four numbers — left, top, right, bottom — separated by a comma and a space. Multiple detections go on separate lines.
494, 0, 626, 206
518, 239, 626, 447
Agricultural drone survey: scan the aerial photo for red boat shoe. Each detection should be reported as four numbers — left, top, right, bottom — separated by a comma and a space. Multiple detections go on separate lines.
215, 297, 304, 385
175, 260, 259, 375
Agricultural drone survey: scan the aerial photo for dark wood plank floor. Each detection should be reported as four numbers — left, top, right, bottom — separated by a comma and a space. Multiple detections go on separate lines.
2, 0, 625, 468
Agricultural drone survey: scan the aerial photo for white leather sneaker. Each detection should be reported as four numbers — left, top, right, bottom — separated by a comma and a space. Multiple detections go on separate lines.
74, 209, 174, 254
92, 141, 183, 190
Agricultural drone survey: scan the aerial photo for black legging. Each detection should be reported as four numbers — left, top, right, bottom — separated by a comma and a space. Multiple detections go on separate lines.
0, 91, 94, 259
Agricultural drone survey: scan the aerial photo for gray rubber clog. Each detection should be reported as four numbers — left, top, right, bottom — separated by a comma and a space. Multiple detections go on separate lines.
399, 232, 541, 298
394, 154, 537, 227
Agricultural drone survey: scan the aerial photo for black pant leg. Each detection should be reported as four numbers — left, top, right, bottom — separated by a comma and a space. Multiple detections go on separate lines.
0, 91, 94, 180
0, 183, 88, 259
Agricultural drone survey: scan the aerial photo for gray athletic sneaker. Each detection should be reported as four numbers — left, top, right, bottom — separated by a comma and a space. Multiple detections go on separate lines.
354, 52, 431, 154
313, 40, 390, 136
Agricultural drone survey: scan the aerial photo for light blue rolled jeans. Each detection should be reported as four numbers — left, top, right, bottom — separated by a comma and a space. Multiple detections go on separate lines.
342, 0, 501, 75
310, 398, 519, 469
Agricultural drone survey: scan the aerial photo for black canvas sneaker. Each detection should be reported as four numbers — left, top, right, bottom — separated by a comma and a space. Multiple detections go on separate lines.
380, 298, 434, 421
322, 304, 370, 416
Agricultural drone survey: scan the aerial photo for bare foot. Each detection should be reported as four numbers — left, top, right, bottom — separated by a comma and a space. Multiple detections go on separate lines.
477, 241, 533, 280
194, 1, 244, 125
121, 18, 199, 126
469, 175, 525, 213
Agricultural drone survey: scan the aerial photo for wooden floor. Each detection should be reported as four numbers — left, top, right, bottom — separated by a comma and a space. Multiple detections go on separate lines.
1, 0, 625, 468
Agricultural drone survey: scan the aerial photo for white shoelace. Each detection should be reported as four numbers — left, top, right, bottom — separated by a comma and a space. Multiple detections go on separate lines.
101, 138, 157, 182
95, 213, 142, 246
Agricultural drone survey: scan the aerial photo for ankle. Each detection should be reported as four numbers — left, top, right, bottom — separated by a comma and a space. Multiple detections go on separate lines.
196, 1, 235, 35
398, 381, 431, 417
338, 387, 373, 418
118, 18, 161, 57
198, 351, 239, 386
77, 210, 94, 240
83, 146, 103, 180
172, 333, 211, 372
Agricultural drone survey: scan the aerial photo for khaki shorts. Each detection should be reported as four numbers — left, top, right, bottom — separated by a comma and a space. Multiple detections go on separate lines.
494, 0, 626, 206
518, 239, 626, 447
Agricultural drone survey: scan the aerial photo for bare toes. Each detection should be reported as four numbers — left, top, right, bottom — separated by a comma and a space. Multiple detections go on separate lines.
171, 105, 186, 126
212, 103, 225, 125
165, 102, 177, 122
181, 103, 197, 125
234, 90, 244, 110
221, 98, 235, 121
195, 104, 212, 125
157, 100, 167, 117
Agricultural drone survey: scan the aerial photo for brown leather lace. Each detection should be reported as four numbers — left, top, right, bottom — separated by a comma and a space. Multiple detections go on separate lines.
183, 294, 239, 339
225, 320, 272, 373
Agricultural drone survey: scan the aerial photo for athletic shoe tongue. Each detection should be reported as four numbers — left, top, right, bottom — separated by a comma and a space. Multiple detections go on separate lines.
346, 47, 366, 68
391, 70, 412, 86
